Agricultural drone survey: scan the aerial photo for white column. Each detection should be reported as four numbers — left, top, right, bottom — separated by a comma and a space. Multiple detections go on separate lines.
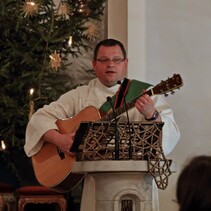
107, 0, 128, 51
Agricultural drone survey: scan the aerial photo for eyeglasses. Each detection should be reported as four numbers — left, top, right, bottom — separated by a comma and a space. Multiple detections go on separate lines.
96, 58, 125, 64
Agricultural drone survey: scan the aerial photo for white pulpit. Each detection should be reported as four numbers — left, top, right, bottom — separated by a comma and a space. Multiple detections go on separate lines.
70, 122, 175, 211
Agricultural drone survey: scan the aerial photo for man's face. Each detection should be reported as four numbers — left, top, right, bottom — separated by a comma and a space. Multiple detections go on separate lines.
92, 45, 128, 87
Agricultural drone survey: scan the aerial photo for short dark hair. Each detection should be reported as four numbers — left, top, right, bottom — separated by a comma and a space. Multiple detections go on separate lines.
93, 39, 127, 60
176, 155, 211, 211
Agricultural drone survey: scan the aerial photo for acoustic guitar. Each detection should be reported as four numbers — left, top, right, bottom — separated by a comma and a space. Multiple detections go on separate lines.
32, 74, 183, 193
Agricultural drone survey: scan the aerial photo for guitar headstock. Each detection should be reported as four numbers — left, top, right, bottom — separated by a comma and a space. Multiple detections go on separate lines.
152, 74, 183, 96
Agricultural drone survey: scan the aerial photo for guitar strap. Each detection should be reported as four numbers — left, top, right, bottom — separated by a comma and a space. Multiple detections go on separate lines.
99, 79, 152, 115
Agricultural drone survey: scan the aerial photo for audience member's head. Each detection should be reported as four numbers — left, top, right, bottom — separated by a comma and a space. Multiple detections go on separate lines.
176, 155, 211, 211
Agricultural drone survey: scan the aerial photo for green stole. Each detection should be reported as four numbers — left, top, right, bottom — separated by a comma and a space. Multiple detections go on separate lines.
99, 79, 152, 115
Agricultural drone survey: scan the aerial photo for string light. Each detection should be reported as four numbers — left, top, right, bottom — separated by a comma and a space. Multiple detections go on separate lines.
68, 36, 72, 46
49, 55, 55, 61
29, 88, 34, 96
29, 88, 35, 119
28, 1, 35, 5
0, 140, 6, 151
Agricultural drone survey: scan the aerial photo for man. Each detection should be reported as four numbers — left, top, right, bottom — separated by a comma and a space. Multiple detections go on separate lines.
25, 38, 180, 210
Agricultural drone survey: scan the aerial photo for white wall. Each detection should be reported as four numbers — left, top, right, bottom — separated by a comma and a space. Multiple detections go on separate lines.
145, 1, 211, 210
108, 0, 211, 210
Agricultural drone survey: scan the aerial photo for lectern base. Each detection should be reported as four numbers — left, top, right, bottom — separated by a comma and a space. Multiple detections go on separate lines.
72, 161, 156, 211
81, 173, 153, 211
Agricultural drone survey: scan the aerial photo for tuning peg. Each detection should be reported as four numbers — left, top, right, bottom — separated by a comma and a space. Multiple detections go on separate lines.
164, 93, 168, 97
171, 91, 175, 95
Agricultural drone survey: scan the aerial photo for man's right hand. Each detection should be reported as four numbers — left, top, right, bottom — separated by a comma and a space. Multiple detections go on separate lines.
41, 129, 75, 155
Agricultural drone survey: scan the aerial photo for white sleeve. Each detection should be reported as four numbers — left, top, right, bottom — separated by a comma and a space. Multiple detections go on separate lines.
24, 88, 81, 157
151, 94, 180, 156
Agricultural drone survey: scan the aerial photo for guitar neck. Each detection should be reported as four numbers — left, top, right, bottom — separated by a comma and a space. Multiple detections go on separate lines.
101, 89, 153, 122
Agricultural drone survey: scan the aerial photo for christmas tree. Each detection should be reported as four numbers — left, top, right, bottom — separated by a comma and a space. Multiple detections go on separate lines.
0, 0, 106, 185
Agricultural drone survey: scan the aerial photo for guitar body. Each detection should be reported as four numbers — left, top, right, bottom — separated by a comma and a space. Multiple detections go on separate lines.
32, 106, 101, 193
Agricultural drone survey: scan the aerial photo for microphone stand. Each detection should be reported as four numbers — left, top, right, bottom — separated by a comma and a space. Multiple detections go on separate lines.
107, 96, 120, 160
117, 80, 133, 159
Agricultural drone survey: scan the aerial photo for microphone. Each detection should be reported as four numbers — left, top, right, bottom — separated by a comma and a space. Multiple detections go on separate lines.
117, 80, 130, 125
107, 96, 120, 160
117, 80, 133, 159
